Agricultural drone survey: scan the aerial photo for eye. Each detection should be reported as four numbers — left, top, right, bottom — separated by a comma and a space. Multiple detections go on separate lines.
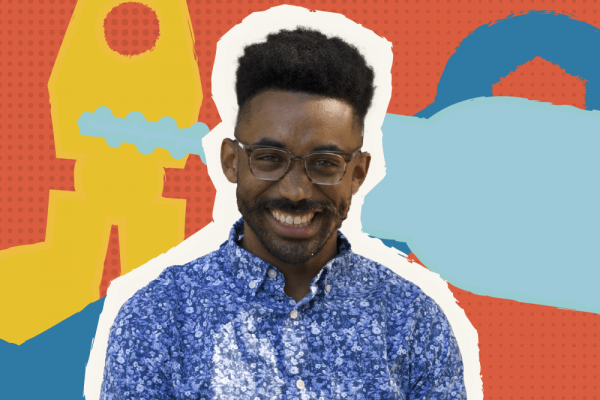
310, 158, 341, 168
254, 153, 284, 163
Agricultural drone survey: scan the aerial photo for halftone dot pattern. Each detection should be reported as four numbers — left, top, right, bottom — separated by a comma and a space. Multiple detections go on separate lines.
411, 250, 599, 399
1, 1, 600, 397
450, 284, 599, 400
162, 154, 216, 239
0, 0, 77, 252
493, 56, 587, 109
99, 225, 121, 298
103, 2, 159, 56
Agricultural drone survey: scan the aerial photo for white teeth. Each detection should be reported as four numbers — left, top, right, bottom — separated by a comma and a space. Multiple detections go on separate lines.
270, 209, 316, 227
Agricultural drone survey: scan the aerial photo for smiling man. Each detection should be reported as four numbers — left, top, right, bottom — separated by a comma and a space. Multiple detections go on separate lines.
100, 28, 466, 400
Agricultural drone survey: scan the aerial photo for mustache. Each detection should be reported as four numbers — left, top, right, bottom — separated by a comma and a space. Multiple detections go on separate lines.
248, 198, 340, 217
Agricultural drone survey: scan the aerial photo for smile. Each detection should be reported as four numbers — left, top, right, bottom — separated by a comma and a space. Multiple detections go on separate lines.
270, 209, 316, 227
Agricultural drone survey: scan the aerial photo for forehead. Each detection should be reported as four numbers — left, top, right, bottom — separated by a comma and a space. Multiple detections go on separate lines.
236, 90, 362, 150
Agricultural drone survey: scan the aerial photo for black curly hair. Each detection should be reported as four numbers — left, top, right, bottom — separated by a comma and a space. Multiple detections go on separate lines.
235, 27, 375, 130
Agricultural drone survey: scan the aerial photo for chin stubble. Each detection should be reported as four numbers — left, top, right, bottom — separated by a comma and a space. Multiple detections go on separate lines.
237, 190, 350, 265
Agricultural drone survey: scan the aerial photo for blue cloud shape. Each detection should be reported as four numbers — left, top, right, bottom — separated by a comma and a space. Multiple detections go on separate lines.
363, 97, 600, 313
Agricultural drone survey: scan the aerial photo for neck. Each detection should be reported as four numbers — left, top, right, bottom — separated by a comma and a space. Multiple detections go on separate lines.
240, 220, 339, 302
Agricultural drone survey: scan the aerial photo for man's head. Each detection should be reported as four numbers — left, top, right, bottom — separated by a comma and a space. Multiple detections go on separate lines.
235, 27, 375, 131
221, 28, 375, 265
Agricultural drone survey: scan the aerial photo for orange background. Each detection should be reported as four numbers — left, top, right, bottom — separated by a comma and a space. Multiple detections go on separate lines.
0, 0, 598, 398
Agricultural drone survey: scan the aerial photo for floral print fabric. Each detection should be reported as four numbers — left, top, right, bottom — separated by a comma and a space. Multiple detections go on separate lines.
101, 218, 466, 399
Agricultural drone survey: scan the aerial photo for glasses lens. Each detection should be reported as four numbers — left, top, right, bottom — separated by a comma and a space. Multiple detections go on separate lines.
306, 153, 346, 184
250, 148, 290, 180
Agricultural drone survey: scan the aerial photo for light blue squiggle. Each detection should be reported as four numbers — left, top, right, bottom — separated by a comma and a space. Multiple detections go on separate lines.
77, 106, 209, 162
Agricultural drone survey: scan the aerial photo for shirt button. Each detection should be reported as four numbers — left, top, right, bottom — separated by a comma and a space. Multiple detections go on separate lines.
248, 281, 257, 289
290, 309, 298, 319
296, 379, 305, 390
268, 269, 277, 279
325, 284, 331, 293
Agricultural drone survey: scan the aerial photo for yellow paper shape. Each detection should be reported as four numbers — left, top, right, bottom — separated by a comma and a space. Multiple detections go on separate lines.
0, 0, 202, 344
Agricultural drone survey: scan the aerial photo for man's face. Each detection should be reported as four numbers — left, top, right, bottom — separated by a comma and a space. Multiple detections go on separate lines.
222, 90, 370, 265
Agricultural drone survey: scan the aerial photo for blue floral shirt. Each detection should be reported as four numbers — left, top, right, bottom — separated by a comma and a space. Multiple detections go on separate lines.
101, 219, 466, 400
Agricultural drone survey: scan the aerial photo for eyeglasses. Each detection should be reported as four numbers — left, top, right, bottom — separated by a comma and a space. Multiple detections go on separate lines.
234, 138, 361, 185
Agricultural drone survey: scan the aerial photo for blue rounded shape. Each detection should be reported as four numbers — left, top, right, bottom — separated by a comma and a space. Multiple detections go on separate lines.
136, 144, 155, 155
167, 147, 188, 159
104, 138, 123, 148
125, 111, 147, 124
157, 116, 178, 132
93, 106, 114, 118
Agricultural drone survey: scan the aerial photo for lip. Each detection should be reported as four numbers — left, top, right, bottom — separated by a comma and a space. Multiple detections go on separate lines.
266, 208, 321, 238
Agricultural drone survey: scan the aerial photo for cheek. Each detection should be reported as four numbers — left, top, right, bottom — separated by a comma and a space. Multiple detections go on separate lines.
320, 183, 354, 207
237, 169, 276, 199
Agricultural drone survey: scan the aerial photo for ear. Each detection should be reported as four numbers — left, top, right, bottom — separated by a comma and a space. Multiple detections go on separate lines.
221, 138, 238, 184
351, 152, 371, 195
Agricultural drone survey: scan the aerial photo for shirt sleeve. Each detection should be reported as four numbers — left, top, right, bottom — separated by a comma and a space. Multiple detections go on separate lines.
100, 270, 180, 400
395, 294, 467, 400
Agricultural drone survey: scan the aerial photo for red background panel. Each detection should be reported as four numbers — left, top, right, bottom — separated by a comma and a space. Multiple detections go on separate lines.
1, 0, 598, 398
103, 1, 159, 56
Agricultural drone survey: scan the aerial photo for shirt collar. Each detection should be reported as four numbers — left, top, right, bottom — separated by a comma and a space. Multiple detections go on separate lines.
223, 218, 353, 296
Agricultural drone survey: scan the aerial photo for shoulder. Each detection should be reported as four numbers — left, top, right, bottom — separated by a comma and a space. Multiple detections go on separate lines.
347, 252, 445, 320
346, 253, 430, 299
112, 245, 228, 329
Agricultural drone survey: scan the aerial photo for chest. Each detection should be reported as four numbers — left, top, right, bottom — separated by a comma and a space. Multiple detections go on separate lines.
172, 296, 406, 400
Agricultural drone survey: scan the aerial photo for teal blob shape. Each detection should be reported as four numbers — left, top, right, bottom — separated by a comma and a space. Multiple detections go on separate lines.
363, 98, 600, 314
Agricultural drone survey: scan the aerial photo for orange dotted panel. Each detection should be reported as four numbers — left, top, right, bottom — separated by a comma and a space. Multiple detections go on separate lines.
99, 225, 121, 298
493, 56, 587, 109
0, 0, 76, 250
163, 155, 216, 239
1, 0, 599, 398
452, 286, 599, 400
103, 2, 159, 56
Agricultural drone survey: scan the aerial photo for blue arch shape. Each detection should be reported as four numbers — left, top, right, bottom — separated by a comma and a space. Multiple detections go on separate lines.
416, 11, 600, 118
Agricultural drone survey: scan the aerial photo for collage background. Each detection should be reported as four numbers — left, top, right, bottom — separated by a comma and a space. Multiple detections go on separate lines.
0, 0, 598, 398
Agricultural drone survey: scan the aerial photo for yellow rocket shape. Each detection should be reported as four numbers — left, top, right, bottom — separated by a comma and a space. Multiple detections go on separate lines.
0, 0, 203, 344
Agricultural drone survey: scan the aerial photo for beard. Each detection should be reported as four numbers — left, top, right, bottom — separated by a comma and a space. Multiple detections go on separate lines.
237, 187, 350, 265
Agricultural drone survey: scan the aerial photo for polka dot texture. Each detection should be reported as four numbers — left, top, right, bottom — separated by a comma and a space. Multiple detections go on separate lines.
0, 0, 77, 250
162, 155, 216, 239
450, 284, 599, 400
493, 56, 587, 109
99, 225, 121, 298
103, 2, 159, 56
1, 1, 599, 398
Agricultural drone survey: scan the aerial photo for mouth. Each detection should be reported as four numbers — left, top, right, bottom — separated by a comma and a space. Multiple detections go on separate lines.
266, 207, 321, 238
270, 209, 316, 227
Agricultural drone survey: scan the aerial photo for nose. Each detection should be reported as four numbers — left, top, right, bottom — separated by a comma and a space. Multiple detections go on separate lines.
278, 159, 313, 202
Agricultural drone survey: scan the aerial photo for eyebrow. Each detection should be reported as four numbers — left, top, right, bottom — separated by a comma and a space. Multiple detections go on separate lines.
252, 138, 346, 153
311, 144, 346, 153
252, 138, 286, 149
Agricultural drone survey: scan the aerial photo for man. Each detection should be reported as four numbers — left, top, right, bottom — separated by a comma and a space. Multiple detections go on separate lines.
100, 28, 466, 399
